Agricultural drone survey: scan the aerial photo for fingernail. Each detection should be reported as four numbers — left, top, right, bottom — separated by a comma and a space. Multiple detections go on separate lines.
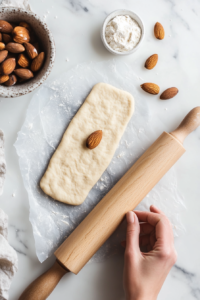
126, 211, 135, 223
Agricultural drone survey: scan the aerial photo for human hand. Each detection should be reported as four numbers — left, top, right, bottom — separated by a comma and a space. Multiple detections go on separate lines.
122, 205, 177, 300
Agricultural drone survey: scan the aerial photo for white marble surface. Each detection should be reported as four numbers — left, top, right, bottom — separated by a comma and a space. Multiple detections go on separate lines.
0, 0, 200, 299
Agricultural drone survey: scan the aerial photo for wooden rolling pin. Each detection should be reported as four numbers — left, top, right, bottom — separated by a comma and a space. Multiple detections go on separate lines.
19, 107, 200, 300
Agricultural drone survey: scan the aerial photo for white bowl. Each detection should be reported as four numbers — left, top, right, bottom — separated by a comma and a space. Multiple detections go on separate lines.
0, 7, 55, 98
101, 9, 145, 55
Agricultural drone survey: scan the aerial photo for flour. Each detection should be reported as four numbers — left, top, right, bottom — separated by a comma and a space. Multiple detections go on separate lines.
105, 15, 141, 52
0, 209, 18, 300
0, 130, 6, 196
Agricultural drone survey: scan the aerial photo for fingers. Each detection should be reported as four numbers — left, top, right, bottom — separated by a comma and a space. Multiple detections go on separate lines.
125, 211, 140, 256
134, 206, 173, 249
140, 223, 154, 235
139, 232, 156, 248
150, 205, 165, 215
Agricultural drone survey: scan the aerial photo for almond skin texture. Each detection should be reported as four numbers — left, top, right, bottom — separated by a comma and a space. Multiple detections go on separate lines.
0, 42, 5, 50
141, 83, 160, 95
2, 33, 12, 44
13, 26, 30, 44
0, 50, 8, 63
0, 75, 9, 84
154, 22, 165, 40
5, 42, 25, 53
24, 42, 38, 59
14, 68, 34, 80
160, 87, 179, 100
145, 54, 158, 70
1, 58, 16, 75
4, 74, 17, 86
19, 21, 31, 32
32, 42, 40, 53
31, 52, 45, 72
18, 53, 30, 68
0, 20, 13, 33
86, 130, 103, 149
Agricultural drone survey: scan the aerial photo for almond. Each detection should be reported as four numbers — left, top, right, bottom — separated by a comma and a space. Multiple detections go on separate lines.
1, 58, 16, 75
141, 83, 160, 95
0, 42, 5, 50
0, 50, 8, 63
2, 33, 12, 44
31, 52, 45, 72
86, 130, 103, 149
12, 26, 30, 44
145, 54, 158, 70
32, 42, 40, 53
4, 74, 17, 86
18, 53, 30, 68
0, 20, 13, 33
0, 33, 2, 42
24, 42, 38, 59
14, 68, 34, 80
0, 75, 9, 84
160, 87, 179, 100
5, 42, 25, 53
154, 22, 165, 40
19, 21, 31, 32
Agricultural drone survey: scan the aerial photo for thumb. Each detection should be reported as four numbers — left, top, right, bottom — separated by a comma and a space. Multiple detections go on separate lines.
125, 211, 140, 255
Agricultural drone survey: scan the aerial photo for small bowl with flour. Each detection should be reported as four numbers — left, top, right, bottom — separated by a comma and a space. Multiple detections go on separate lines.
101, 10, 144, 55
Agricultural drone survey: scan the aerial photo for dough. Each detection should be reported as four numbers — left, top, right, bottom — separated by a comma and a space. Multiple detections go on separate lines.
40, 83, 134, 205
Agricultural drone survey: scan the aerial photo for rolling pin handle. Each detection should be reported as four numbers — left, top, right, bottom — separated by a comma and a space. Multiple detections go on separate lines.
18, 260, 68, 300
170, 107, 200, 144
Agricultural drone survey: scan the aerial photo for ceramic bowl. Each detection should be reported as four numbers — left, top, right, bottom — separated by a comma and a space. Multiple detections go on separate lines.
0, 7, 55, 98
101, 9, 145, 55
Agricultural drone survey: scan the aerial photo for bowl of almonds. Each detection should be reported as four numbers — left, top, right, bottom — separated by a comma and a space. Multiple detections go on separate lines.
0, 7, 55, 98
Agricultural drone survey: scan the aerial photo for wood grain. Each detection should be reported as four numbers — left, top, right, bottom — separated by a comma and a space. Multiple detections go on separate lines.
171, 107, 200, 143
18, 260, 68, 300
55, 132, 185, 274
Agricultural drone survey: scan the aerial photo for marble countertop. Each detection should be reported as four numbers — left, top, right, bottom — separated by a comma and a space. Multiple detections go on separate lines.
0, 0, 200, 299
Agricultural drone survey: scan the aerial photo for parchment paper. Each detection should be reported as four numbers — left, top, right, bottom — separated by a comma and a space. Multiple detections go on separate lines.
14, 61, 185, 263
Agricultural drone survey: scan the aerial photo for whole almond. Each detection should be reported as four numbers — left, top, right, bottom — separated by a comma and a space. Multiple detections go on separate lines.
32, 42, 40, 53
13, 26, 30, 44
1, 58, 16, 75
24, 42, 38, 59
86, 130, 103, 149
2, 33, 12, 44
19, 21, 31, 32
0, 20, 13, 33
18, 53, 30, 68
31, 52, 45, 72
14, 68, 34, 80
0, 75, 9, 84
145, 54, 158, 70
154, 22, 165, 40
5, 42, 25, 53
160, 87, 179, 100
141, 83, 160, 95
0, 50, 8, 63
0, 42, 5, 50
4, 74, 17, 86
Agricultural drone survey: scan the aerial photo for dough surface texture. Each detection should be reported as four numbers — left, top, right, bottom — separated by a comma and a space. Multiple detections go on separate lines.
40, 83, 134, 205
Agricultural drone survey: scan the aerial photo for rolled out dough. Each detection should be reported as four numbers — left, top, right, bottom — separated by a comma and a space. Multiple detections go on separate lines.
40, 83, 134, 205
